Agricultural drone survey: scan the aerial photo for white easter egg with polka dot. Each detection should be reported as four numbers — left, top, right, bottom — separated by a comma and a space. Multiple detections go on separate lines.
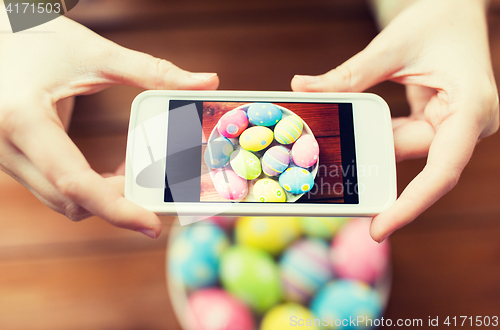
213, 169, 248, 201
292, 135, 319, 168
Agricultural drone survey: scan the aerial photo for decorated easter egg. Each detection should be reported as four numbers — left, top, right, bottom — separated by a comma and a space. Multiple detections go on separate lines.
301, 217, 349, 239
235, 217, 301, 256
239, 126, 273, 152
262, 146, 290, 176
274, 116, 303, 144
230, 148, 261, 180
331, 218, 390, 284
253, 178, 286, 202
217, 109, 248, 138
186, 288, 256, 330
247, 103, 282, 126
204, 137, 234, 169
220, 246, 282, 313
261, 303, 319, 330
310, 280, 382, 329
292, 135, 319, 168
280, 238, 334, 303
213, 169, 248, 201
168, 222, 230, 290
279, 167, 315, 194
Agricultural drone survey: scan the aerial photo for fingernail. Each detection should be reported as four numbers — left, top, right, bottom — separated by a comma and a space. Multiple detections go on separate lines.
378, 232, 391, 243
137, 228, 157, 239
295, 75, 321, 84
190, 72, 217, 81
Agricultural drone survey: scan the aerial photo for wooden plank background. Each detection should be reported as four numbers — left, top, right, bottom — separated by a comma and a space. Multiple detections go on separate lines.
1, 0, 499, 329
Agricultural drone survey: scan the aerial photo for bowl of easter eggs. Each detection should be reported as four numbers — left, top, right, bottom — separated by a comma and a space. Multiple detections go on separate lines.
167, 217, 392, 330
204, 103, 320, 203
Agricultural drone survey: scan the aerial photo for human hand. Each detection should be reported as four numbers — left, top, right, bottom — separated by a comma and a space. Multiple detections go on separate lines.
291, 0, 499, 241
0, 16, 219, 238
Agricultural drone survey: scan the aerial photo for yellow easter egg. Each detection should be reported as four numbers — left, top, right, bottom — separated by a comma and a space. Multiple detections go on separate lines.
235, 217, 301, 256
239, 126, 273, 152
261, 303, 319, 330
253, 178, 286, 203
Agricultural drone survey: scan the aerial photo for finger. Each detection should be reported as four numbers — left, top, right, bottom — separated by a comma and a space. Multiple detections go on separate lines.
102, 44, 219, 91
393, 118, 435, 161
8, 106, 162, 238
291, 43, 402, 93
406, 85, 436, 115
56, 97, 75, 132
370, 112, 481, 242
0, 142, 91, 220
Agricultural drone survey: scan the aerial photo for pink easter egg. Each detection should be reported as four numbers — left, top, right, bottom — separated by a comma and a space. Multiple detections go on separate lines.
217, 109, 249, 138
291, 135, 319, 168
206, 216, 237, 231
186, 288, 256, 330
213, 169, 248, 201
331, 218, 390, 284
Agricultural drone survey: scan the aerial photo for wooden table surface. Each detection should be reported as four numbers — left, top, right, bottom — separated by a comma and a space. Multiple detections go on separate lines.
1, 1, 500, 329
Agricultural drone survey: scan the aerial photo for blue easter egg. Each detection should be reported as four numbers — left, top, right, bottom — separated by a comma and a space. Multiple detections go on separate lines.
310, 280, 382, 329
168, 222, 230, 290
204, 136, 234, 169
279, 167, 315, 194
247, 103, 282, 127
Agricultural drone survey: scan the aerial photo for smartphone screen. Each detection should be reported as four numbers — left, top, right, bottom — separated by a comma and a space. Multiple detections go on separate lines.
164, 101, 358, 204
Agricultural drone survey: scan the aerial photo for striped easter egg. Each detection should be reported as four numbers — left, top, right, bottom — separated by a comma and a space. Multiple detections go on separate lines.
279, 238, 334, 303
274, 116, 304, 145
262, 146, 290, 176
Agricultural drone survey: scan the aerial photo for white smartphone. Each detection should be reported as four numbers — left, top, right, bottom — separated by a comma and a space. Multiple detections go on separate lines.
125, 91, 396, 220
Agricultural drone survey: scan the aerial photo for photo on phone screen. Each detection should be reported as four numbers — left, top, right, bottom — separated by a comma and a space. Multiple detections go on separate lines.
164, 101, 359, 205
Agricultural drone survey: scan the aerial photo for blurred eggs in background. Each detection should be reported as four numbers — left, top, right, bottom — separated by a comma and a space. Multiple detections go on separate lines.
167, 217, 391, 330
168, 222, 229, 290
219, 246, 282, 314
186, 288, 256, 330
331, 218, 390, 284
261, 303, 319, 330
280, 238, 334, 304
235, 217, 302, 256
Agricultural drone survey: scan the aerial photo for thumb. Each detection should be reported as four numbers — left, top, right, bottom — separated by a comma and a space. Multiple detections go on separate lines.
102, 45, 219, 91
291, 44, 398, 93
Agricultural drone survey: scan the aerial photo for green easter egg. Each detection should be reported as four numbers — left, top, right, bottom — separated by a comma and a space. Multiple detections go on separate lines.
220, 246, 282, 313
230, 148, 261, 180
